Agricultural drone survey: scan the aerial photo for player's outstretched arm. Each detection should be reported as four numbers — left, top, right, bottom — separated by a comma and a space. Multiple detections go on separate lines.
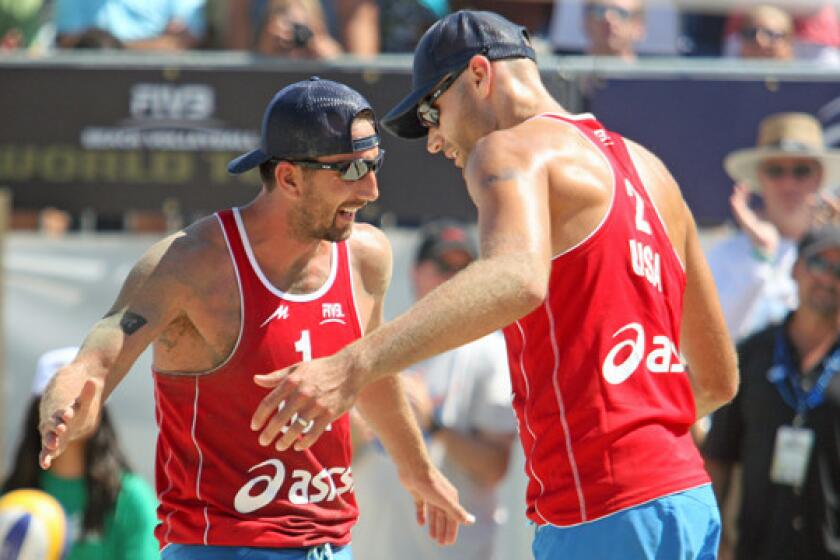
252, 132, 552, 449
39, 232, 192, 469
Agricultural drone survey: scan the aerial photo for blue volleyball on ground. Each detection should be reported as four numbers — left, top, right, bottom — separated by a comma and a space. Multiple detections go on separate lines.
0, 488, 67, 560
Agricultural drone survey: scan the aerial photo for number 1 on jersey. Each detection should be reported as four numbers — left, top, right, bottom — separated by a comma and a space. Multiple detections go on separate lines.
294, 330, 312, 362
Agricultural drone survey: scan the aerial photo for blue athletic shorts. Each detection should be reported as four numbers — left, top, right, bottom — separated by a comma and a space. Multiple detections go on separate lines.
532, 484, 720, 560
161, 543, 352, 560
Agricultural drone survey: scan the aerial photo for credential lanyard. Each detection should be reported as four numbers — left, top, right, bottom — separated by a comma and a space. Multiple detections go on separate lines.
768, 325, 840, 421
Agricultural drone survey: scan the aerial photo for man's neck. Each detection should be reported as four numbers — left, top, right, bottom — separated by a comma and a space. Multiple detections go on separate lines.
238, 196, 330, 292
788, 309, 839, 372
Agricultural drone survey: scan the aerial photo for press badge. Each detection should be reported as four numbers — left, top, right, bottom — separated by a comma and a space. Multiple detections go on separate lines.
770, 425, 815, 487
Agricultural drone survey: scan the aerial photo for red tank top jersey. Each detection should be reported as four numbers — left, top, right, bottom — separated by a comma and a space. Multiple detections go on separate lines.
502, 114, 709, 527
152, 208, 362, 548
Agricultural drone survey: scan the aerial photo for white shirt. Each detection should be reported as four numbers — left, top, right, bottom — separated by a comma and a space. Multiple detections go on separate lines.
352, 332, 516, 560
706, 231, 798, 341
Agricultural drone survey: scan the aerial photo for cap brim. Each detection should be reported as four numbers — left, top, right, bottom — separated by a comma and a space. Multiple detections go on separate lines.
228, 148, 270, 175
381, 76, 442, 140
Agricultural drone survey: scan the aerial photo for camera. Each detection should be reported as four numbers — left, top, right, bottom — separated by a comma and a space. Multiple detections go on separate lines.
292, 23, 314, 48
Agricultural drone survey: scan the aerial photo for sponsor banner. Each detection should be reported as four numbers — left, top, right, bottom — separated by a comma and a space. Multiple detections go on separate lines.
0, 62, 572, 224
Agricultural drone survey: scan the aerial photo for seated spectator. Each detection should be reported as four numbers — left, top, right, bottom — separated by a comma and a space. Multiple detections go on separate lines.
582, 0, 645, 59
256, 0, 342, 58
55, 0, 207, 51
335, 0, 445, 54
724, 2, 839, 64
1, 347, 160, 559
549, 0, 680, 57
737, 4, 794, 60
0, 0, 48, 50
707, 112, 840, 341
703, 225, 840, 560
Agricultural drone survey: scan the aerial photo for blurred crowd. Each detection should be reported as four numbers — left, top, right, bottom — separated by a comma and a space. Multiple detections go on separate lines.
0, 0, 838, 62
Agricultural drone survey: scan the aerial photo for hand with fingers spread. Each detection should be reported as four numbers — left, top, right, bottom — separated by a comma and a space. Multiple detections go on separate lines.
251, 351, 361, 452
730, 182, 779, 259
401, 464, 475, 545
38, 377, 102, 469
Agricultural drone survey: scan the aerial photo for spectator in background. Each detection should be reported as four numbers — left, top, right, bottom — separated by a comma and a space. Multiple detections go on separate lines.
737, 4, 794, 60
724, 2, 840, 64
256, 0, 342, 58
703, 226, 840, 560
2, 347, 160, 560
55, 0, 206, 51
707, 112, 840, 341
0, 0, 48, 50
582, 0, 645, 59
353, 220, 517, 560
549, 0, 680, 57
335, 0, 446, 54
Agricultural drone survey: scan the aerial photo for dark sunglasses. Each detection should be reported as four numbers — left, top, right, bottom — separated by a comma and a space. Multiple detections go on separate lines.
805, 254, 840, 279
417, 66, 468, 129
739, 26, 789, 43
286, 150, 385, 181
584, 3, 637, 20
761, 162, 817, 181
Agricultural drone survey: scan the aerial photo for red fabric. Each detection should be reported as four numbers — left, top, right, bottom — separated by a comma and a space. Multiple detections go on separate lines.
153, 208, 361, 548
502, 114, 709, 527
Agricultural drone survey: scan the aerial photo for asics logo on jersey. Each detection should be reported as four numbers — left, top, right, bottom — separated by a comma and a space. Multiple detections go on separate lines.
260, 304, 290, 327
602, 322, 685, 385
319, 303, 346, 325
593, 127, 614, 146
233, 459, 353, 513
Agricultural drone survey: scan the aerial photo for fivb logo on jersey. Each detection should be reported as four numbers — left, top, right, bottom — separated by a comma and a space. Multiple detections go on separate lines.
259, 303, 346, 327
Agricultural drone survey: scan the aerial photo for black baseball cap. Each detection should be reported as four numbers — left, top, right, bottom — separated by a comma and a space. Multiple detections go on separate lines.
228, 77, 379, 174
415, 219, 478, 265
381, 10, 535, 140
798, 225, 840, 260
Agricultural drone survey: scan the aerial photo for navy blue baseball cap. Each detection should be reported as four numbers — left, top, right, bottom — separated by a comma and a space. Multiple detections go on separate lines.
228, 77, 379, 174
381, 10, 535, 140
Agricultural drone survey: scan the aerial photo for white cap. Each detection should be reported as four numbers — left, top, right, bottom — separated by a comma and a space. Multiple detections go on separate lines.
32, 347, 79, 396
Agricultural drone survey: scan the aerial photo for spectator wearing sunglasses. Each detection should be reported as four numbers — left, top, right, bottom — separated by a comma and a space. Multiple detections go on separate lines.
723, 2, 840, 65
707, 112, 840, 342
704, 224, 840, 560
36, 77, 473, 560
352, 219, 518, 560
737, 4, 794, 60
582, 0, 645, 60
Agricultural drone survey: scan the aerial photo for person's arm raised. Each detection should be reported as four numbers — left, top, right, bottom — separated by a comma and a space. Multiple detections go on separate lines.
251, 130, 552, 450
39, 232, 192, 468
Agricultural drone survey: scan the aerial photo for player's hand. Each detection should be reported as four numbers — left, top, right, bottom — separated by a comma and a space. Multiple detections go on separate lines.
730, 182, 779, 259
38, 378, 101, 469
251, 352, 359, 451
402, 465, 475, 545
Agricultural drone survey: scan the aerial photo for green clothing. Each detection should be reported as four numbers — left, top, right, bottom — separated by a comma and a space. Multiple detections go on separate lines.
39, 471, 160, 560
0, 0, 45, 47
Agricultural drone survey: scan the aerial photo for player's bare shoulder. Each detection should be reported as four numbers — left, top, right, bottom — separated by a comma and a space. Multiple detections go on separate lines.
347, 223, 393, 299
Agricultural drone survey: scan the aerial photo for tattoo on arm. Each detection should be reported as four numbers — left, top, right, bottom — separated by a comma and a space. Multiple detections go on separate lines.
482, 169, 520, 188
120, 312, 148, 335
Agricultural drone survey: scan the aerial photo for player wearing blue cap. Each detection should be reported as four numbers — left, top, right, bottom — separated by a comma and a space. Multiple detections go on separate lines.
251, 11, 739, 560
38, 77, 473, 560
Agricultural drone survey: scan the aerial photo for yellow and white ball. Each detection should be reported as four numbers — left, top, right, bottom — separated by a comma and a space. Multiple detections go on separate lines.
0, 489, 67, 560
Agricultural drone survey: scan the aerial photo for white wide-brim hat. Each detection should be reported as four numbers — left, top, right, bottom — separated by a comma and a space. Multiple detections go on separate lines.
724, 112, 840, 191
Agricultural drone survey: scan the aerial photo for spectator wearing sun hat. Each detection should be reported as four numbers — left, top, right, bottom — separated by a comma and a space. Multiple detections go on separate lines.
707, 112, 840, 342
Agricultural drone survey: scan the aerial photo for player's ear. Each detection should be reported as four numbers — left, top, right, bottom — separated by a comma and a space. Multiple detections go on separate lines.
467, 54, 493, 98
273, 162, 304, 198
